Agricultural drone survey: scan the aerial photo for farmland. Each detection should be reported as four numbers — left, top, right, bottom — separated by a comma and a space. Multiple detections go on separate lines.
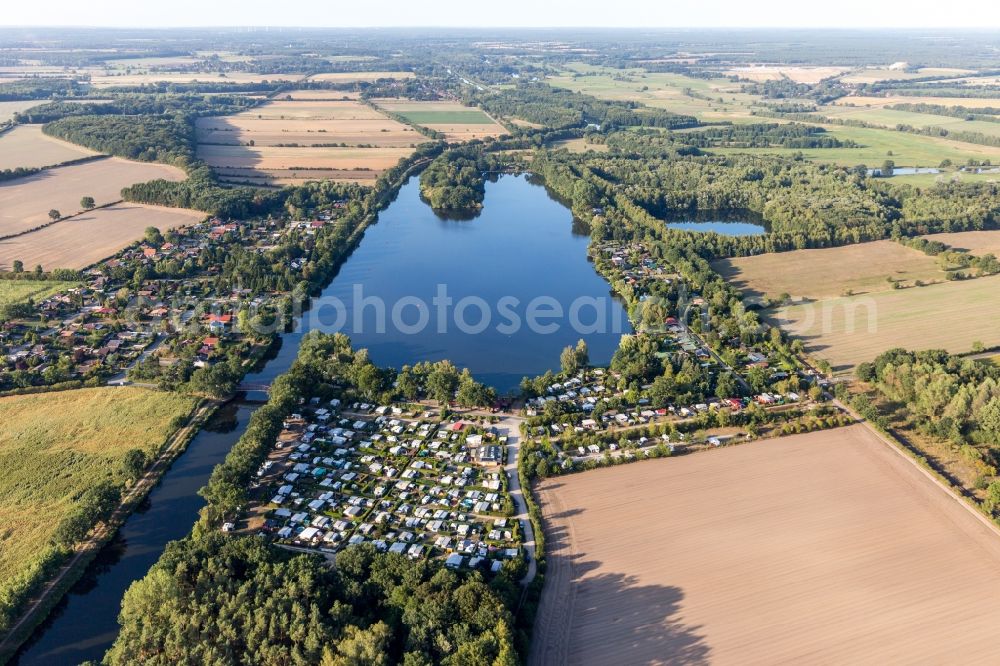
530, 425, 1000, 665
773, 274, 1000, 372
0, 100, 44, 123
88, 71, 304, 88
713, 240, 948, 300
0, 125, 100, 170
714, 123, 1000, 167
546, 64, 766, 122
0, 387, 196, 610
374, 99, 509, 141
919, 230, 1000, 257
196, 99, 423, 185
0, 157, 187, 237
0, 203, 204, 271
0, 279, 78, 309
724, 64, 848, 83
307, 71, 415, 82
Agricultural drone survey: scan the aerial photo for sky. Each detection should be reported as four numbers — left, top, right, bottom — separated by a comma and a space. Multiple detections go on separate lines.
2, 0, 999, 29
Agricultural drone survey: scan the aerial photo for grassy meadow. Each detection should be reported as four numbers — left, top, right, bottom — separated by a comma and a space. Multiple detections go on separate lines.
0, 388, 196, 595
0, 280, 77, 309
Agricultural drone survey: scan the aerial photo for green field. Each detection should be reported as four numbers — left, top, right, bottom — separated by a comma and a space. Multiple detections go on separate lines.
0, 388, 196, 608
815, 105, 1000, 139
547, 64, 766, 122
714, 123, 1000, 166
0, 280, 77, 309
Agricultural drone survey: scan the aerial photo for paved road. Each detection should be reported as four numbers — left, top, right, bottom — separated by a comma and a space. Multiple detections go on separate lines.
497, 415, 537, 586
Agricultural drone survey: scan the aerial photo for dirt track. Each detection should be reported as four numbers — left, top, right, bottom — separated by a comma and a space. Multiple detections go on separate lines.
530, 425, 1000, 665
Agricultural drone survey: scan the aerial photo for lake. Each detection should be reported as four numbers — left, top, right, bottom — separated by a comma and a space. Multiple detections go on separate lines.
666, 210, 768, 237
12, 171, 632, 663
305, 173, 632, 390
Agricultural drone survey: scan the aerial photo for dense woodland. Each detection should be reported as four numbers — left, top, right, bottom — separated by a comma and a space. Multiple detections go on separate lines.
105, 535, 519, 666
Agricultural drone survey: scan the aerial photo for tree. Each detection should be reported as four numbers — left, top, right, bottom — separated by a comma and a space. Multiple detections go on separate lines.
574, 338, 589, 369
48, 209, 61, 221
560, 344, 580, 376
426, 361, 460, 405
144, 226, 164, 246
881, 159, 895, 177
715, 372, 738, 399
11, 260, 23, 273
80, 196, 96, 210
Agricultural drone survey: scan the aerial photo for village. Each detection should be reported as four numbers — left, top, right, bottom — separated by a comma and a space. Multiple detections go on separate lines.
0, 212, 343, 393
241, 395, 525, 573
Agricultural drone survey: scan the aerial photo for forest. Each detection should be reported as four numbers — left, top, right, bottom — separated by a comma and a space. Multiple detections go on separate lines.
105, 535, 519, 666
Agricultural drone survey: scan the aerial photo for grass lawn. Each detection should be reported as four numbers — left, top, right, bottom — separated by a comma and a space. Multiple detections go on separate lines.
0, 388, 197, 593
0, 280, 77, 309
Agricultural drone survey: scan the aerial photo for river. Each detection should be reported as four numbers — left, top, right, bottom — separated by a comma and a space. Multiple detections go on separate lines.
12, 172, 630, 664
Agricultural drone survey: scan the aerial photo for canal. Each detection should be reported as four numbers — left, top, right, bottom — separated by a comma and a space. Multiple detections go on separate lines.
13, 172, 631, 664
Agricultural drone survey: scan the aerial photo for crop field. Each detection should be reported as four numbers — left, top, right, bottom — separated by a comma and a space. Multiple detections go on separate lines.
724, 65, 848, 83
546, 64, 766, 122
0, 388, 196, 601
307, 71, 415, 82
0, 279, 78, 308
88, 71, 305, 88
530, 425, 1000, 665
838, 67, 974, 84
815, 104, 1000, 139
773, 273, 1000, 372
281, 89, 362, 100
833, 95, 1000, 109
0, 100, 45, 123
0, 203, 203, 271
715, 123, 1000, 167
0, 157, 187, 238
0, 124, 101, 170
197, 99, 422, 185
920, 230, 1000, 257
374, 99, 508, 140
714, 240, 947, 300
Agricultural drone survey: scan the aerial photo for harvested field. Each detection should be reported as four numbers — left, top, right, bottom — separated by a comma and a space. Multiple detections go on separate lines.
281, 89, 362, 100
531, 425, 1000, 665
773, 273, 1000, 372
0, 388, 196, 605
0, 203, 203, 270
0, 100, 44, 123
714, 240, 946, 300
197, 99, 421, 185
920, 229, 1000, 257
834, 95, 1000, 109
0, 124, 100, 170
839, 67, 973, 84
725, 65, 848, 83
307, 71, 414, 82
374, 99, 508, 141
0, 157, 186, 238
199, 144, 412, 169
89, 71, 304, 88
